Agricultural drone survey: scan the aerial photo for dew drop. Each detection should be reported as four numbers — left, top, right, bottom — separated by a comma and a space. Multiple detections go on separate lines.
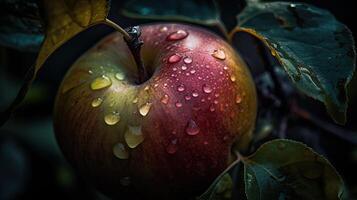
132, 97, 138, 104
175, 102, 183, 108
161, 94, 169, 104
115, 72, 125, 81
104, 111, 120, 125
209, 105, 215, 112
211, 49, 226, 60
185, 95, 191, 101
185, 120, 200, 135
190, 69, 196, 74
91, 97, 103, 107
202, 84, 212, 93
183, 57, 193, 64
90, 75, 112, 90
235, 95, 242, 104
113, 143, 129, 159
139, 102, 152, 116
230, 75, 236, 82
125, 126, 144, 148
167, 30, 188, 41
181, 65, 187, 70
120, 176, 131, 186
177, 85, 185, 92
168, 54, 181, 63
166, 139, 178, 154
160, 26, 168, 32
192, 91, 199, 97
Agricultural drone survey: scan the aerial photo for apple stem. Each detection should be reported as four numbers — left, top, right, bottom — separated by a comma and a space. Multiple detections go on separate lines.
123, 26, 148, 84
104, 19, 148, 83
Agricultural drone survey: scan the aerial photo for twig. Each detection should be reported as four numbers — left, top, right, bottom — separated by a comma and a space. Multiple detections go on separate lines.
291, 103, 357, 145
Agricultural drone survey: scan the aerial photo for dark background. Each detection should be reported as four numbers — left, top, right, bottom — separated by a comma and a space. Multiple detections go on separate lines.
0, 0, 356, 199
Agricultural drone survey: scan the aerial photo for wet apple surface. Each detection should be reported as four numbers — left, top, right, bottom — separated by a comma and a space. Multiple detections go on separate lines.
54, 23, 257, 199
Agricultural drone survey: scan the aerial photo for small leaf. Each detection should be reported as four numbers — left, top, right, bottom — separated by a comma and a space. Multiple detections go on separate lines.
0, 0, 44, 51
121, 0, 227, 36
230, 2, 356, 124
243, 139, 344, 200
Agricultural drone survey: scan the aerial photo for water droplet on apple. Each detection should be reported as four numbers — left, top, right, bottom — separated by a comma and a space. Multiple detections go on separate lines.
177, 85, 185, 92
88, 70, 93, 74
125, 126, 144, 148
104, 111, 120, 125
139, 102, 152, 116
192, 91, 199, 97
183, 57, 192, 64
211, 49, 226, 60
167, 30, 188, 41
113, 143, 129, 159
132, 97, 138, 104
144, 85, 150, 91
236, 95, 242, 104
168, 54, 181, 63
175, 102, 183, 108
115, 72, 125, 81
160, 26, 168, 32
214, 100, 219, 104
91, 97, 103, 107
166, 139, 178, 154
90, 75, 112, 90
230, 75, 236, 82
185, 95, 191, 101
190, 69, 196, 74
223, 66, 228, 70
209, 105, 215, 112
173, 67, 177, 71
202, 84, 212, 93
120, 176, 131, 186
161, 94, 169, 104
186, 120, 200, 135
181, 65, 187, 70
205, 65, 210, 69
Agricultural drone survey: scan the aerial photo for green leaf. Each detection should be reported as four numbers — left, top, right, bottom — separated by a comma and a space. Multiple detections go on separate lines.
230, 2, 356, 124
121, 0, 227, 36
243, 139, 344, 200
0, 0, 110, 126
0, 0, 44, 52
198, 158, 241, 200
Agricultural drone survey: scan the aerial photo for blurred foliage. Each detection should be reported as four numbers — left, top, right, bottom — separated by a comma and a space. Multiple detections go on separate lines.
0, 0, 43, 52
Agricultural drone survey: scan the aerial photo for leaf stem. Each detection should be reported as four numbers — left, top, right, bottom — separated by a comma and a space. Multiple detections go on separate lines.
104, 19, 148, 83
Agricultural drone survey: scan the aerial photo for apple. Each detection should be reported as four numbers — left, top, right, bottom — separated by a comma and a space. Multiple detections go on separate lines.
53, 23, 257, 199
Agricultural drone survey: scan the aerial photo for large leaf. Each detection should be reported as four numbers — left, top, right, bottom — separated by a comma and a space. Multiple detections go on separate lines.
0, 0, 44, 52
243, 139, 344, 200
121, 0, 228, 36
230, 2, 356, 124
0, 0, 110, 125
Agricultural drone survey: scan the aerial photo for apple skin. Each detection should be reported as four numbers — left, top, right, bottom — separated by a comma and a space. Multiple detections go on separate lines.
54, 23, 257, 199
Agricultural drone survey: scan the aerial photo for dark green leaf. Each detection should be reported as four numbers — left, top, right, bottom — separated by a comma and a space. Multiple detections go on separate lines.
243, 139, 344, 200
0, 0, 44, 51
121, 0, 227, 35
198, 158, 241, 200
230, 2, 356, 124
